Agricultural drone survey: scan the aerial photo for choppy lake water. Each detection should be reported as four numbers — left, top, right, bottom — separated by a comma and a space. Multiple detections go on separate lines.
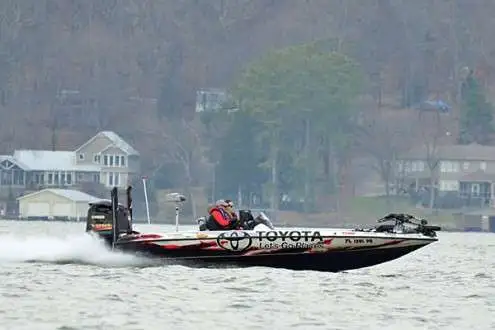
0, 221, 493, 330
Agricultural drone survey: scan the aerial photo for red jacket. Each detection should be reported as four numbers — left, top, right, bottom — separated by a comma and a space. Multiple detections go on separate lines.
208, 206, 238, 229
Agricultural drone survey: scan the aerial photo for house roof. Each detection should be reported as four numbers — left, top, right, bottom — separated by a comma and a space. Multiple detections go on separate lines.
17, 189, 101, 202
0, 155, 30, 170
100, 131, 139, 155
75, 131, 139, 156
459, 170, 495, 182
400, 143, 495, 161
13, 150, 100, 172
463, 207, 495, 216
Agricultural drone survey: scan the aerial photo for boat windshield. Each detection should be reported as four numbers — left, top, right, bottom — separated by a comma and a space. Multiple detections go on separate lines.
255, 211, 275, 229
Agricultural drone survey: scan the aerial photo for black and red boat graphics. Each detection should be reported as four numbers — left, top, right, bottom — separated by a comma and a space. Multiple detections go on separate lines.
85, 187, 440, 272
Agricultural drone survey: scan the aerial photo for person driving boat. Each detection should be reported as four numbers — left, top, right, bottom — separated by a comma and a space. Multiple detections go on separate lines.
205, 199, 241, 230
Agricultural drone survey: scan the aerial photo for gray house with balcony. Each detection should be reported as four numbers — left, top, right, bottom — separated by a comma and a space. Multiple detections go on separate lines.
0, 131, 140, 203
74, 131, 140, 187
395, 143, 495, 208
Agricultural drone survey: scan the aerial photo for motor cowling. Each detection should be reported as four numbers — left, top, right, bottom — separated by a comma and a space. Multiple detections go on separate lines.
86, 201, 131, 244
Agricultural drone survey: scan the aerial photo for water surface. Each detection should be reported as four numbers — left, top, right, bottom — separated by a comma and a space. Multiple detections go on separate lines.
0, 221, 493, 330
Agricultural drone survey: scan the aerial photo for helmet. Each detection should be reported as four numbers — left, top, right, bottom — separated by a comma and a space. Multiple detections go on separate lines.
215, 199, 236, 216
216, 199, 234, 208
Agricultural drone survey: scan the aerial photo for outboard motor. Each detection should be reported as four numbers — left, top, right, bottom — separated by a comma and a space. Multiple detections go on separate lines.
86, 187, 134, 247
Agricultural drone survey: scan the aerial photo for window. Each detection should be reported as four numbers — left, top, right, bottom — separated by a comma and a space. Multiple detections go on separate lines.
440, 162, 447, 172
480, 162, 487, 171
93, 154, 101, 164
396, 161, 403, 172
107, 172, 120, 186
1, 160, 12, 169
411, 161, 425, 172
78, 153, 85, 160
93, 173, 100, 183
463, 162, 470, 170
439, 180, 459, 191
439, 181, 446, 191
404, 161, 411, 173
43, 171, 74, 185
1, 170, 12, 185
13, 170, 24, 185
440, 161, 459, 173
472, 183, 480, 196
102, 154, 126, 167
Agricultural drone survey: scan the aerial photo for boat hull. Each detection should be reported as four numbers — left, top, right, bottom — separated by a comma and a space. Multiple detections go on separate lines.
105, 231, 437, 272
116, 241, 431, 272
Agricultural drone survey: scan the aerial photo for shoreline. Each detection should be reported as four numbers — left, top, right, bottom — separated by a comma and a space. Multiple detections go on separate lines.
0, 218, 491, 233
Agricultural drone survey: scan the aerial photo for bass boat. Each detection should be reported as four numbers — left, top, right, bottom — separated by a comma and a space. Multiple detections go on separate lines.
86, 187, 441, 272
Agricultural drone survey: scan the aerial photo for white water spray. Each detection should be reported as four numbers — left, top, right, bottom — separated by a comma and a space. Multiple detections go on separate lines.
0, 233, 157, 268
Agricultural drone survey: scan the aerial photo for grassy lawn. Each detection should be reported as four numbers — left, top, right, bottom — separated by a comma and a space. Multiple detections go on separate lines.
276, 195, 459, 228
348, 196, 414, 217
347, 196, 457, 227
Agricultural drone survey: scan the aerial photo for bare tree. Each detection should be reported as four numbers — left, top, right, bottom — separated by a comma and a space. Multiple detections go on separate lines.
5, 0, 495, 220
417, 109, 449, 211
356, 105, 415, 205
152, 117, 207, 220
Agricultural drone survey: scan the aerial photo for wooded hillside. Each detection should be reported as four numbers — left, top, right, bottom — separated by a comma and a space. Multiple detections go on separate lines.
2, 0, 495, 216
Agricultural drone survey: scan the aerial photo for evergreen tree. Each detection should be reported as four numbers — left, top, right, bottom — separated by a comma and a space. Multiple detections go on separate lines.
231, 43, 362, 212
214, 111, 267, 203
459, 71, 494, 144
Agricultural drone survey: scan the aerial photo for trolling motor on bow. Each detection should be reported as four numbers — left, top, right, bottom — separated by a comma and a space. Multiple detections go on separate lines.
86, 186, 137, 247
164, 193, 187, 232
375, 213, 441, 237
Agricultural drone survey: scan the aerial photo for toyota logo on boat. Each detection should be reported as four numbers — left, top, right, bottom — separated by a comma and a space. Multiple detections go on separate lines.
217, 231, 252, 252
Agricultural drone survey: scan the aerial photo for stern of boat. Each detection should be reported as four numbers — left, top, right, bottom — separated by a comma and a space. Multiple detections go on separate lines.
86, 186, 135, 248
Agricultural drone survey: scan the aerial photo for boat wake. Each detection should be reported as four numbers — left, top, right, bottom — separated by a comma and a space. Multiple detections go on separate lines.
0, 233, 160, 268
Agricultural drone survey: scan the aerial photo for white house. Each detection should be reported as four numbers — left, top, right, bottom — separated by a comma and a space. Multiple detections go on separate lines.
195, 88, 238, 113
17, 188, 101, 221
0, 131, 140, 194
